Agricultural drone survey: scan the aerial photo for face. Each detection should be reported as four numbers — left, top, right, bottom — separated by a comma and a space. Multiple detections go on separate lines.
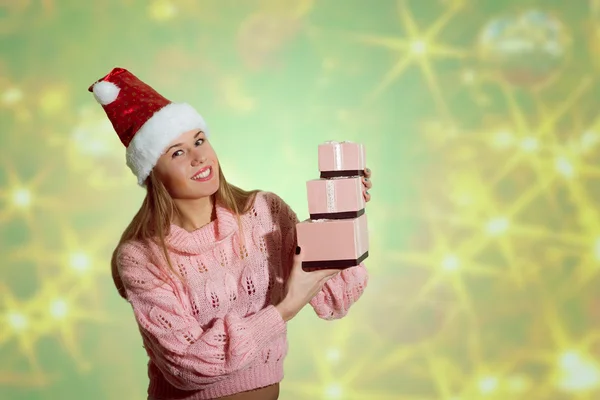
153, 129, 220, 200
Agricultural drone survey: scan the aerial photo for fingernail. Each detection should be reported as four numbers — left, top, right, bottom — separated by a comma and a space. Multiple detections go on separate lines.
295, 246, 301, 255
365, 168, 370, 173
364, 178, 369, 182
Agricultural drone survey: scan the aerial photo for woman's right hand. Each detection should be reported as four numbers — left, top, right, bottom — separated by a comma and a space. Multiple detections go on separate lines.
275, 246, 340, 322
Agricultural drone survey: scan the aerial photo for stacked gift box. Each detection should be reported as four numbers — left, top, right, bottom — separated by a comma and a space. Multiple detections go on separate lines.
296, 141, 369, 271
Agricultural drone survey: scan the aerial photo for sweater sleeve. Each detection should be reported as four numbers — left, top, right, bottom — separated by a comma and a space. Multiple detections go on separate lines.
309, 263, 369, 320
117, 242, 287, 391
272, 192, 369, 320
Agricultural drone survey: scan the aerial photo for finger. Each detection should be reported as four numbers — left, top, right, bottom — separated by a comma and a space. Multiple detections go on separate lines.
364, 190, 371, 203
315, 268, 341, 279
362, 177, 372, 190
318, 277, 333, 290
292, 246, 304, 269
318, 273, 336, 288
364, 167, 371, 178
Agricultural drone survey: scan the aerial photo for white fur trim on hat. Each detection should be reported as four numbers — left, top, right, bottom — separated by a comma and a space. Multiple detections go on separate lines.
92, 81, 120, 105
125, 102, 209, 186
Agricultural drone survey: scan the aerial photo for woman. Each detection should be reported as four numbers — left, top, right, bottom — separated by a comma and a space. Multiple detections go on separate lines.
90, 68, 372, 400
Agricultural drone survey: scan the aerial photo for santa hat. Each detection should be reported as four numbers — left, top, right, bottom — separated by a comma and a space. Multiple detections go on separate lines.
88, 67, 208, 186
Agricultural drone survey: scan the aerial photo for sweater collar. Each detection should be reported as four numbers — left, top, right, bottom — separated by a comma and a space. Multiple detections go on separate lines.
165, 202, 239, 255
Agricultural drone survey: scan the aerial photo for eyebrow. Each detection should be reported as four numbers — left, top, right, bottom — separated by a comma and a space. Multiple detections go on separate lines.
165, 130, 204, 153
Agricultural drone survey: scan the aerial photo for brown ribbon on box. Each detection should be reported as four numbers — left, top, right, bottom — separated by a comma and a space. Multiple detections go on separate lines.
320, 169, 365, 178
302, 251, 369, 270
320, 141, 365, 179
310, 207, 365, 220
309, 178, 365, 220
302, 212, 368, 270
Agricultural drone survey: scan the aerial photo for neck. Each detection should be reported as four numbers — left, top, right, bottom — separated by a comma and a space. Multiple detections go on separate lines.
172, 195, 216, 232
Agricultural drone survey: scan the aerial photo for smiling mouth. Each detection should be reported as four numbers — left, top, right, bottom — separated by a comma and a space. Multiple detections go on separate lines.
191, 166, 213, 181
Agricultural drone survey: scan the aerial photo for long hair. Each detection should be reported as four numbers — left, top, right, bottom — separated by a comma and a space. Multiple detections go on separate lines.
110, 166, 259, 299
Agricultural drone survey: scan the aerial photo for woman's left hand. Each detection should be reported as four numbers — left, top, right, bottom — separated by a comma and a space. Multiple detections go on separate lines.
363, 167, 372, 202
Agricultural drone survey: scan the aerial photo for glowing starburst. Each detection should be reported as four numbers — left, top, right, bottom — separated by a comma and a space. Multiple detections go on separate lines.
0, 261, 110, 371
0, 162, 60, 232
7, 225, 111, 292
521, 299, 600, 397
350, 0, 468, 118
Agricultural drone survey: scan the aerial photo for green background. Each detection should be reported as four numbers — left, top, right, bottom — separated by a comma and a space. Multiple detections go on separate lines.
2, 0, 600, 399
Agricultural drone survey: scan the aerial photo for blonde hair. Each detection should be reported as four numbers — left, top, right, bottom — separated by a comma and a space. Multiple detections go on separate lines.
110, 166, 259, 299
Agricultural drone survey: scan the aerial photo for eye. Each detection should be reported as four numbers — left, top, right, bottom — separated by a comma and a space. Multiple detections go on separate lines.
195, 138, 204, 146
172, 150, 184, 158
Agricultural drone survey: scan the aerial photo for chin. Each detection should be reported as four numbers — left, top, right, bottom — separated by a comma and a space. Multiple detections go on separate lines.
204, 180, 220, 197
189, 173, 220, 199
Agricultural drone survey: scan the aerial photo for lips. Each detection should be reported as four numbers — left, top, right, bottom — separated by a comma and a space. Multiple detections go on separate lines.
191, 166, 213, 182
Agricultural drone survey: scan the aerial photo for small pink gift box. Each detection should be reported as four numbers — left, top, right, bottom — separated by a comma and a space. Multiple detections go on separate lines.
296, 213, 369, 270
306, 177, 365, 220
318, 141, 366, 178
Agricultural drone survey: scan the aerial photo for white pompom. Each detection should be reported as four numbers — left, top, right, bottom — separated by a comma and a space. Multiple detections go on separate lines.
92, 81, 120, 105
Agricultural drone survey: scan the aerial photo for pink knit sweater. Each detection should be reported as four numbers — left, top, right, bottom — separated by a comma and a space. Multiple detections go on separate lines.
116, 191, 368, 399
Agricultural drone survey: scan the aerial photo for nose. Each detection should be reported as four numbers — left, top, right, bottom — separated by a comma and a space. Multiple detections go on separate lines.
191, 153, 207, 167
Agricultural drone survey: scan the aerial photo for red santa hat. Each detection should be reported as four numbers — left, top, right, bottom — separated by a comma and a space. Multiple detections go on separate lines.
88, 67, 208, 186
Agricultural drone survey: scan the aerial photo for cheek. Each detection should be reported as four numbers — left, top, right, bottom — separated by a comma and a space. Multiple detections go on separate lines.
212, 165, 220, 185
160, 163, 189, 190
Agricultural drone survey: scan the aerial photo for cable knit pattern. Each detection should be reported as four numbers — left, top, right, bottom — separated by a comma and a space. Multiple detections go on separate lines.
117, 191, 368, 399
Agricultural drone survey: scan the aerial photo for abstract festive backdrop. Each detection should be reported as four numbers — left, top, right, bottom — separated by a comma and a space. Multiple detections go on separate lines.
2, 0, 600, 399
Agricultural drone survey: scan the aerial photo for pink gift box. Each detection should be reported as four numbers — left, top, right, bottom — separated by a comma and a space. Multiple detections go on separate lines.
296, 213, 369, 270
318, 141, 366, 178
306, 177, 365, 220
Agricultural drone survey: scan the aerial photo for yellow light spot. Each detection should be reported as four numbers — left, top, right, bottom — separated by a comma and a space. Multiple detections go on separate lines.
555, 157, 575, 178
323, 58, 336, 70
478, 376, 498, 394
581, 130, 599, 151
507, 375, 528, 393
337, 109, 349, 121
324, 384, 342, 399
70, 252, 91, 272
71, 119, 117, 157
148, 0, 177, 21
7, 312, 28, 331
12, 188, 32, 208
16, 108, 33, 123
326, 348, 341, 362
39, 88, 67, 115
561, 351, 580, 369
410, 40, 427, 55
441, 254, 460, 271
486, 217, 509, 235
446, 126, 459, 139
462, 69, 475, 84
50, 299, 68, 319
492, 130, 513, 149
557, 351, 600, 392
2, 87, 23, 105
218, 76, 256, 113
520, 137, 539, 152
453, 192, 473, 207
593, 238, 600, 261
